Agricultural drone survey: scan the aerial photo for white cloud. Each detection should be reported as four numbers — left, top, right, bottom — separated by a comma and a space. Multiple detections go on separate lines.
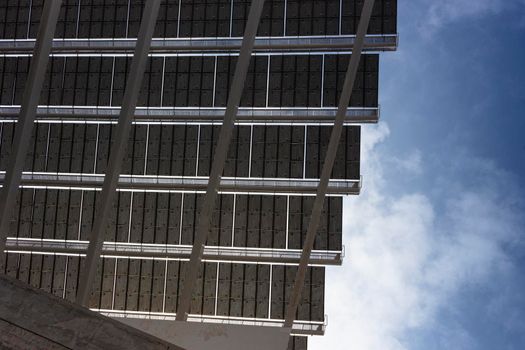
387, 149, 423, 176
426, 0, 504, 28
310, 124, 524, 350
416, 0, 525, 35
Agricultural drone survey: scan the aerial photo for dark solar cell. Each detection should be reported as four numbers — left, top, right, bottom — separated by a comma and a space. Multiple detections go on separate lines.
28, 0, 44, 38
151, 260, 167, 311
269, 265, 324, 321
0, 0, 31, 39
40, 254, 54, 292
55, 0, 78, 38
99, 257, 116, 309
95, 124, 111, 174
83, 124, 98, 173
52, 255, 68, 296
341, 0, 397, 35
137, 258, 154, 312
126, 258, 141, 310
323, 54, 378, 108
130, 192, 145, 243
231, 0, 257, 37
259, 0, 285, 36
67, 190, 82, 240
80, 191, 97, 240
286, 0, 340, 36
131, 125, 147, 175
127, 0, 146, 38
240, 55, 268, 107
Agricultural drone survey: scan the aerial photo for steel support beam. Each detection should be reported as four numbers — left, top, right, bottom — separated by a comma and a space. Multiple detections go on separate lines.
0, 0, 62, 266
283, 0, 376, 328
5, 238, 343, 266
176, 0, 266, 321
99, 310, 326, 336
0, 106, 380, 124
75, 0, 161, 306
0, 34, 398, 55
0, 172, 361, 196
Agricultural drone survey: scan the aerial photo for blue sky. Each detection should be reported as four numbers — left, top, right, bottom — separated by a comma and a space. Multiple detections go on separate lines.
311, 1, 525, 349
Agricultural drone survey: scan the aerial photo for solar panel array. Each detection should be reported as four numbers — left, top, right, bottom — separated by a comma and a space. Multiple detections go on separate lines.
0, 55, 378, 108
0, 0, 396, 39
0, 1, 396, 349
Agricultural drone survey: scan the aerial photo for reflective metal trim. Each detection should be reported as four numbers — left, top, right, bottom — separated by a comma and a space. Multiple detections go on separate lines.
0, 172, 361, 196
5, 238, 343, 265
0, 35, 398, 55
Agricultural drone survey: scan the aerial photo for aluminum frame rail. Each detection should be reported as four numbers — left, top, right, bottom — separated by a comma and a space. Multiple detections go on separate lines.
0, 106, 380, 124
0, 35, 398, 55
176, 0, 266, 322
0, 173, 361, 196
97, 310, 326, 336
75, 0, 161, 307
5, 238, 343, 266
0, 0, 62, 265
284, 0, 376, 328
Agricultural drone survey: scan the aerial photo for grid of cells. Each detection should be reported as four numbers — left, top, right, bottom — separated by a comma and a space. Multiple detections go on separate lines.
6, 189, 342, 251
0, 122, 360, 180
0, 1, 397, 348
0, 55, 378, 108
0, 0, 397, 39
3, 253, 325, 322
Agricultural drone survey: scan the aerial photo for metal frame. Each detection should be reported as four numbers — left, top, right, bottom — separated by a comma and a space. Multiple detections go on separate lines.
5, 238, 343, 266
0, 0, 62, 265
1, 173, 361, 196
75, 0, 161, 307
0, 35, 398, 55
0, 0, 398, 340
283, 0, 376, 328
176, 0, 266, 321
97, 310, 326, 336
0, 106, 380, 124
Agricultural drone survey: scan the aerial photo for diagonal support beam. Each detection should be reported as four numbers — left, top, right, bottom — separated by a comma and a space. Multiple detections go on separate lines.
283, 0, 376, 328
0, 0, 62, 267
176, 0, 266, 321
75, 0, 161, 307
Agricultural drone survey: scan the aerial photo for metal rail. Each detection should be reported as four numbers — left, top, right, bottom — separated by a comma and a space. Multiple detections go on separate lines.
0, 0, 62, 265
4, 238, 343, 266
0, 35, 398, 55
0, 172, 361, 196
96, 309, 326, 336
284, 0, 376, 328
176, 0, 266, 321
75, 0, 161, 307
0, 106, 380, 124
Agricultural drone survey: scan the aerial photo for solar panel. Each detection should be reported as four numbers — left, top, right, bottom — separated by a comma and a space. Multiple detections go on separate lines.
0, 0, 397, 39
0, 1, 397, 349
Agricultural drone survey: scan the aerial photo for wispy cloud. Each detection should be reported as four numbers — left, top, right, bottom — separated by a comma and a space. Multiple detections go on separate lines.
426, 0, 503, 29
387, 149, 423, 176
416, 0, 525, 36
310, 124, 524, 350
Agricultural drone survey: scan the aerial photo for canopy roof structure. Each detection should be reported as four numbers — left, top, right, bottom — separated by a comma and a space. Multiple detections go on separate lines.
0, 1, 397, 349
